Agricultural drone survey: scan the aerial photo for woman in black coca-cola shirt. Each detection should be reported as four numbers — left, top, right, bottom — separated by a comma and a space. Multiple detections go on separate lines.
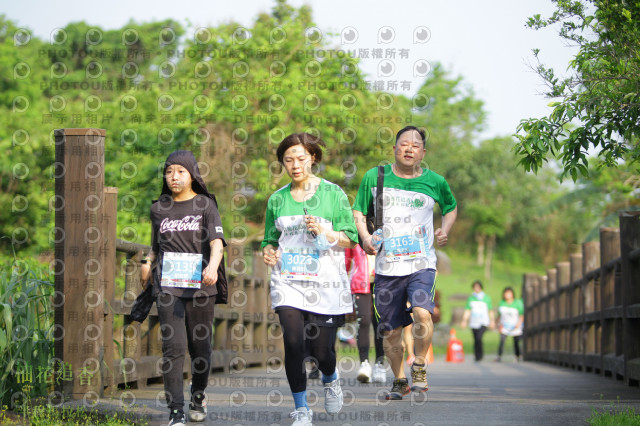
140, 150, 225, 425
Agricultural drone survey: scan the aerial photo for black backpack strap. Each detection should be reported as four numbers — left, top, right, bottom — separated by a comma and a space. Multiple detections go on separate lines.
374, 165, 384, 231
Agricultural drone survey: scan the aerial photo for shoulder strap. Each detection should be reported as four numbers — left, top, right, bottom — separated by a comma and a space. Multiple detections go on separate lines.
375, 165, 384, 230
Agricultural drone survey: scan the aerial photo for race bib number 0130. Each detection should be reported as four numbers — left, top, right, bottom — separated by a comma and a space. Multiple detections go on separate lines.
280, 248, 320, 280
161, 252, 203, 289
384, 225, 429, 263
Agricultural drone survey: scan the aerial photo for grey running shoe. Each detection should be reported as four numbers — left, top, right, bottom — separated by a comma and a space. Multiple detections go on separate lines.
410, 364, 428, 392
290, 407, 313, 425
357, 360, 372, 383
372, 361, 386, 383
323, 371, 343, 414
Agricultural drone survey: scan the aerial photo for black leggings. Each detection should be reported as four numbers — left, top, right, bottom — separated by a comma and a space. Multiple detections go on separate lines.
354, 293, 384, 363
277, 308, 338, 393
472, 326, 487, 361
156, 293, 216, 411
498, 334, 521, 357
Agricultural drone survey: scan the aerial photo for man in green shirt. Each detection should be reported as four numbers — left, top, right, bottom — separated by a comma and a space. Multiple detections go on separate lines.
353, 126, 457, 400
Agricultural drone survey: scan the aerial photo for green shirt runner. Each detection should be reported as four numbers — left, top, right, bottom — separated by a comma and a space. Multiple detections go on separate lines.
352, 164, 457, 277
261, 179, 358, 315
498, 298, 524, 336
465, 293, 493, 329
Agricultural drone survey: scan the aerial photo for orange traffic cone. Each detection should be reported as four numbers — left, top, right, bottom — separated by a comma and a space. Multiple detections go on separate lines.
446, 328, 464, 363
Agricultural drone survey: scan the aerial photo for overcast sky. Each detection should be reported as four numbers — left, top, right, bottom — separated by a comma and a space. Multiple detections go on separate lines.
3, 0, 576, 140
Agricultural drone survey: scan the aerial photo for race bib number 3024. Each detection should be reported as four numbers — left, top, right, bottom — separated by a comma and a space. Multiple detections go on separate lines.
161, 252, 203, 289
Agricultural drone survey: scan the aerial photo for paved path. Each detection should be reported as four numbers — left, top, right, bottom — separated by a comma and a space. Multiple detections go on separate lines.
84, 355, 640, 425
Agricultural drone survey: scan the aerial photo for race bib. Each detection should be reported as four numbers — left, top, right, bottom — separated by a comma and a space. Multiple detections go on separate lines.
384, 225, 428, 263
161, 252, 203, 289
280, 247, 320, 280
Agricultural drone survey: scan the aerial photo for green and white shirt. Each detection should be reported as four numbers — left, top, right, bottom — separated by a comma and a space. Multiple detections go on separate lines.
465, 293, 493, 329
261, 179, 358, 315
353, 165, 457, 277
498, 299, 524, 336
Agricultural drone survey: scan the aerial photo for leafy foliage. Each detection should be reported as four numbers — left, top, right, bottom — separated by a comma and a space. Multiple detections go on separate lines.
515, 0, 640, 180
0, 259, 54, 407
0, 0, 619, 272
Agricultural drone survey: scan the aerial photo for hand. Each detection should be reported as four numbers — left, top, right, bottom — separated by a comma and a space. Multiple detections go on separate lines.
434, 228, 448, 247
140, 262, 151, 289
201, 264, 218, 286
263, 247, 281, 266
362, 235, 378, 255
304, 214, 323, 237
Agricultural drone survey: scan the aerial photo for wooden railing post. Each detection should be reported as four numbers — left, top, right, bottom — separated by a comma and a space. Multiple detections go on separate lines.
556, 262, 570, 365
569, 253, 583, 370
539, 275, 549, 353
600, 227, 621, 378
547, 268, 558, 359
54, 128, 106, 399
522, 273, 537, 360
619, 212, 640, 385
582, 241, 600, 372
122, 249, 143, 386
102, 187, 117, 396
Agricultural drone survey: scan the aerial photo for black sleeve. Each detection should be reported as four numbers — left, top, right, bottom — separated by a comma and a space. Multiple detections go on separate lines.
204, 197, 226, 246
150, 206, 160, 254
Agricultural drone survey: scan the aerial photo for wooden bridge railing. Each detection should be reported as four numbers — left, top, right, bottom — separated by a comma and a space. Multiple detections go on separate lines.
54, 128, 282, 399
522, 212, 640, 386
103, 238, 282, 393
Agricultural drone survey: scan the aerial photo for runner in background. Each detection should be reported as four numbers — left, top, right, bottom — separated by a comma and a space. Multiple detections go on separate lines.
496, 287, 524, 362
345, 246, 386, 383
461, 280, 495, 362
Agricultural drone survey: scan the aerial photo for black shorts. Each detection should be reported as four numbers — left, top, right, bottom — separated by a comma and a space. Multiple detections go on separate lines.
374, 268, 437, 333
275, 306, 345, 328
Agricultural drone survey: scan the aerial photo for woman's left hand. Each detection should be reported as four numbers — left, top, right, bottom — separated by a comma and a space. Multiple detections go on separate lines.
202, 264, 218, 286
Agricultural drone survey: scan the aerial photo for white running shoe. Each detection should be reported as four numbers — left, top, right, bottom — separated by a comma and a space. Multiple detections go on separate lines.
323, 371, 343, 414
372, 361, 386, 383
357, 359, 372, 383
290, 407, 313, 426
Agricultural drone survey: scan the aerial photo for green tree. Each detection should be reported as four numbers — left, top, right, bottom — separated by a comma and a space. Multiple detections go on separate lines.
515, 0, 640, 181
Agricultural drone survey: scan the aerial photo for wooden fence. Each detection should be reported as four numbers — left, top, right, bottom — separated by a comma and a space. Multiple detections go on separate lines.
522, 212, 640, 386
54, 128, 282, 399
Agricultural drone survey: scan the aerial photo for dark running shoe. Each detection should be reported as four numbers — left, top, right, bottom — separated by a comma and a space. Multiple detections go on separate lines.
385, 378, 410, 400
189, 391, 207, 422
168, 409, 186, 425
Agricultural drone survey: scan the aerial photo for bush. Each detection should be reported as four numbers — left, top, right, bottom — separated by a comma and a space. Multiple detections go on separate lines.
0, 258, 54, 407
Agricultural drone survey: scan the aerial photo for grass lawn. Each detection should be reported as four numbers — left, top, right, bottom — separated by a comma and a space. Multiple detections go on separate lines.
435, 247, 542, 325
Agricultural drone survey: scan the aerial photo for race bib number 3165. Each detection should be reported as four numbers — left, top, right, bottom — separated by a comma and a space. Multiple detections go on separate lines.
384, 225, 429, 263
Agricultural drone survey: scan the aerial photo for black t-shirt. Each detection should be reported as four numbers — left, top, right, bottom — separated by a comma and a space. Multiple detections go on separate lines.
150, 194, 225, 298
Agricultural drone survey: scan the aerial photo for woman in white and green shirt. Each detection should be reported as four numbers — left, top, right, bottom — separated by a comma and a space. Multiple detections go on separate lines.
461, 280, 494, 361
262, 133, 358, 425
496, 287, 524, 362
